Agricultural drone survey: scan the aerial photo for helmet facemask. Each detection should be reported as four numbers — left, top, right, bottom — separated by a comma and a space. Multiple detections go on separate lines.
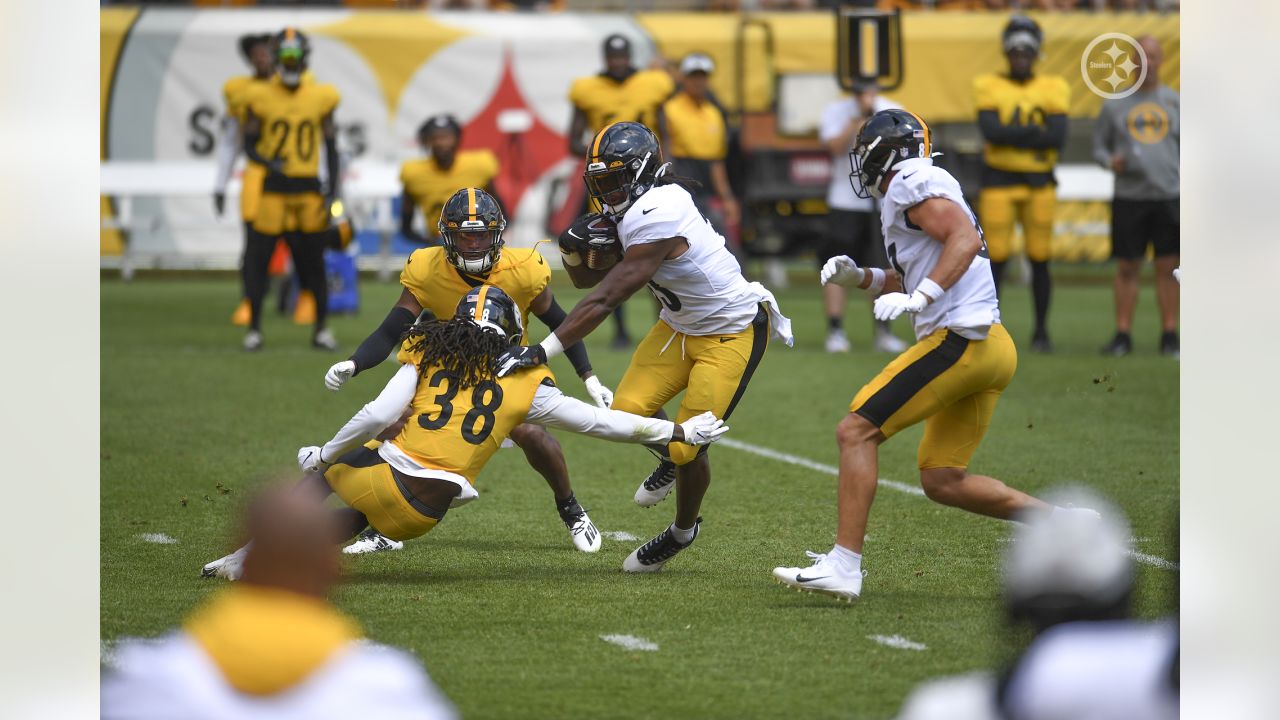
440, 224, 505, 275
849, 137, 897, 200
584, 151, 651, 215
276, 40, 307, 88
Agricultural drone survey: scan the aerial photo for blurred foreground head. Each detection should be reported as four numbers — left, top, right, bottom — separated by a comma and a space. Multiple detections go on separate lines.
1003, 487, 1133, 631
240, 482, 343, 599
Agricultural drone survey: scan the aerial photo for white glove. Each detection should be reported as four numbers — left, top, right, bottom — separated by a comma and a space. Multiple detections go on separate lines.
1172, 267, 1181, 284
324, 360, 356, 391
678, 411, 729, 446
820, 255, 865, 287
297, 446, 330, 473
873, 290, 930, 321
583, 375, 614, 408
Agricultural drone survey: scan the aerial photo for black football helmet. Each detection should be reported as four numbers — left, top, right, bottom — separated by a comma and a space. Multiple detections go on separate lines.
850, 109, 933, 200
584, 121, 665, 215
455, 285, 523, 345
1002, 15, 1042, 55
273, 27, 310, 88
438, 187, 506, 274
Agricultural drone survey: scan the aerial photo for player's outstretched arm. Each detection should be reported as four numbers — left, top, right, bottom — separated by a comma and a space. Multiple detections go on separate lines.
524, 382, 727, 447
301, 364, 419, 472
530, 287, 613, 407
325, 288, 423, 391
495, 239, 673, 377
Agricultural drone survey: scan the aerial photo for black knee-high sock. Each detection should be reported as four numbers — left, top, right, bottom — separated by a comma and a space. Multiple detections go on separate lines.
1030, 260, 1051, 336
990, 260, 1007, 296
243, 229, 276, 332
286, 233, 328, 332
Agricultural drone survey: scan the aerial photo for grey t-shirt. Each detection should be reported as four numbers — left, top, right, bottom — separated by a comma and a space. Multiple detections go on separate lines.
1092, 85, 1180, 200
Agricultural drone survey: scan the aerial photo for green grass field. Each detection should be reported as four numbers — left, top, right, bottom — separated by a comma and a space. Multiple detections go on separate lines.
101, 271, 1178, 719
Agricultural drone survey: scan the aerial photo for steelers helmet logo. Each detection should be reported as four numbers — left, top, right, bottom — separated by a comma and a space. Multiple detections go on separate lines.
1126, 102, 1169, 145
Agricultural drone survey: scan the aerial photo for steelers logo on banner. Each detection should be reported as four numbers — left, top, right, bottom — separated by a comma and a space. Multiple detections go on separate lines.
1126, 102, 1169, 145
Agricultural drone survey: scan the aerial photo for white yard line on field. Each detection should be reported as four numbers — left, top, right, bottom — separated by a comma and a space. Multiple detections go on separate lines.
719, 438, 1179, 572
867, 634, 928, 651
600, 530, 641, 542
599, 634, 659, 651
138, 533, 178, 544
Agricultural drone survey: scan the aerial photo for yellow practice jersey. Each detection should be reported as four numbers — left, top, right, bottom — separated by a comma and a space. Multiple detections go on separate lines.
400, 245, 550, 336
224, 72, 312, 123
663, 93, 727, 161
400, 150, 500, 233
390, 345, 554, 483
242, 76, 340, 179
973, 73, 1070, 174
569, 69, 674, 134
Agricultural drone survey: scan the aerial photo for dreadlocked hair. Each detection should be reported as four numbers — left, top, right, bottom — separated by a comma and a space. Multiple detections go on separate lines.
399, 316, 511, 389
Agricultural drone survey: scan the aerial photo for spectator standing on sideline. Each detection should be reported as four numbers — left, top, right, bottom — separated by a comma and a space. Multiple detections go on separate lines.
567, 33, 674, 349
818, 80, 907, 354
1095, 36, 1179, 358
102, 485, 458, 720
662, 54, 739, 246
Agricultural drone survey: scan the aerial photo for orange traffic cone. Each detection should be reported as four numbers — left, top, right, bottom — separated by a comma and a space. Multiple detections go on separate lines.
231, 298, 251, 326
293, 290, 317, 325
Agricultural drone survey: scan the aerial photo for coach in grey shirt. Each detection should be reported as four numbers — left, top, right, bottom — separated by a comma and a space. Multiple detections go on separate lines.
1094, 36, 1180, 358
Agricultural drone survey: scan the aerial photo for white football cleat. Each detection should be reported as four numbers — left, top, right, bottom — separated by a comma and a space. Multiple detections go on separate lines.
201, 544, 249, 581
242, 330, 263, 352
343, 529, 404, 555
824, 330, 851, 353
773, 550, 866, 602
312, 328, 339, 351
565, 510, 602, 553
635, 459, 677, 507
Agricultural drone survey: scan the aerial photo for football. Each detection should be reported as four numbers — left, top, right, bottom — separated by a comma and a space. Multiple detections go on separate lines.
582, 215, 622, 270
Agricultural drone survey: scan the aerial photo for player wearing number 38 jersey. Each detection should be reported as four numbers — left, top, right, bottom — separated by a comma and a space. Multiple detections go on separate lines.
496, 122, 794, 574
201, 285, 728, 579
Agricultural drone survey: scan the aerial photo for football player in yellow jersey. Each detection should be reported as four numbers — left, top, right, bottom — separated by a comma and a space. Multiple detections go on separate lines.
568, 33, 675, 349
214, 33, 273, 327
400, 115, 501, 246
973, 16, 1069, 353
200, 286, 727, 580
239, 28, 341, 352
323, 188, 615, 554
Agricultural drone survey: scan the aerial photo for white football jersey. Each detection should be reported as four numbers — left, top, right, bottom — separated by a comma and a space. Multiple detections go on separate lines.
101, 633, 458, 720
879, 158, 1000, 341
616, 183, 760, 336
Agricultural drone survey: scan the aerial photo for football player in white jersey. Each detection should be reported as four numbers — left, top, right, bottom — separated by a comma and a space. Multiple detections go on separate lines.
772, 110, 1093, 601
496, 121, 793, 573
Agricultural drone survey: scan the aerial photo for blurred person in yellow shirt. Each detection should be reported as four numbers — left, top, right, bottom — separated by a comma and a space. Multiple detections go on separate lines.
973, 16, 1069, 353
399, 115, 501, 246
663, 53, 739, 244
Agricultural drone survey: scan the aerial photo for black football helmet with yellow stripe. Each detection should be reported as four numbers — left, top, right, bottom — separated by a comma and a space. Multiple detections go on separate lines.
438, 187, 506, 274
850, 109, 933, 200
584, 121, 664, 215
454, 285, 523, 345
273, 27, 310, 88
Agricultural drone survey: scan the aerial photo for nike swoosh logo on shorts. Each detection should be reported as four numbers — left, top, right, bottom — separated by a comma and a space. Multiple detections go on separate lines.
642, 208, 656, 215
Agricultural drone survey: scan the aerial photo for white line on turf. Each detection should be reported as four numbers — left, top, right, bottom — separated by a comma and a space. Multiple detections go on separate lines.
599, 634, 658, 652
600, 531, 640, 542
719, 438, 1179, 572
867, 634, 927, 651
718, 438, 924, 496
138, 533, 178, 544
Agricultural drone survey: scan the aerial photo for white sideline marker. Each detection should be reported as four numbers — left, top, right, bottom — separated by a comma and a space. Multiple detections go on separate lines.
599, 634, 659, 652
867, 634, 928, 651
719, 438, 1179, 572
139, 533, 178, 544
600, 530, 640, 542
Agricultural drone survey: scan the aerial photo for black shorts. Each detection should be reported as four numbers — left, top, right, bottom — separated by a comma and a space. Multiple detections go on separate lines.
1111, 198, 1179, 260
818, 209, 886, 269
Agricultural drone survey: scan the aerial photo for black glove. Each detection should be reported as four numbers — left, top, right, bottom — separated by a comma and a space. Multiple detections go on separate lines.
558, 212, 616, 254
494, 344, 547, 378
213, 192, 226, 217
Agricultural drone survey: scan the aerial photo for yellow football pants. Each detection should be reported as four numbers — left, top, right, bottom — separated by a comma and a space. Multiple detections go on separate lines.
325, 448, 440, 542
253, 190, 328, 236
612, 306, 770, 466
240, 162, 266, 223
979, 184, 1056, 263
850, 324, 1017, 470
